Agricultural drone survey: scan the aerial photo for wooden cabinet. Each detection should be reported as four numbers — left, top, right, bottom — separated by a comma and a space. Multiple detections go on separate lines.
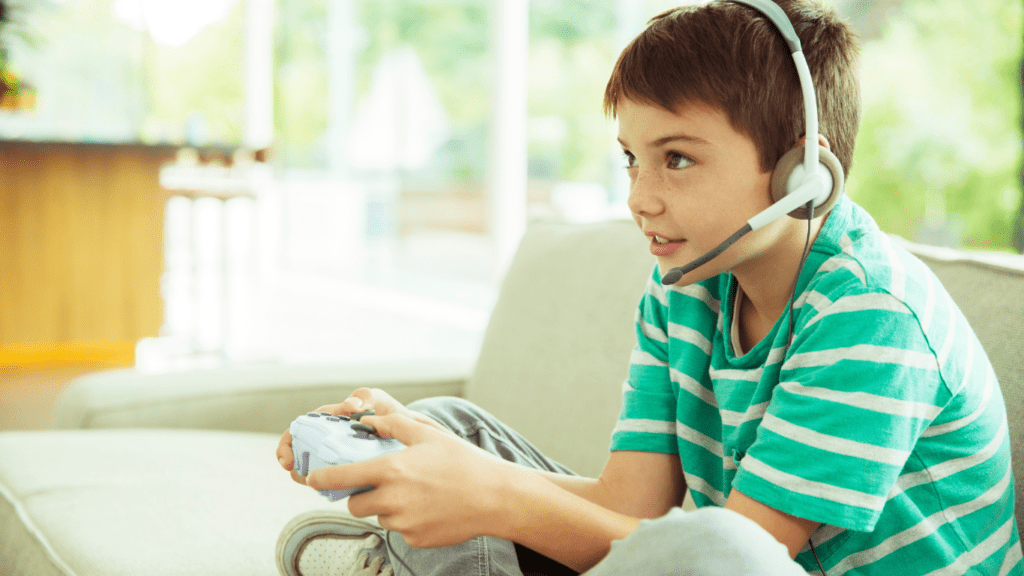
0, 140, 174, 365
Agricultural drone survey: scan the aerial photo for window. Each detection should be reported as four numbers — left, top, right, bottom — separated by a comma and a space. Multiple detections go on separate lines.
6, 0, 1019, 251
0, 0, 246, 145
3, 0, 1020, 366
843, 0, 1023, 252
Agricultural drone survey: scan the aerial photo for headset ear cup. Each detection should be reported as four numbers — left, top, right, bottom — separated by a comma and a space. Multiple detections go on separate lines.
813, 146, 845, 217
770, 146, 803, 203
770, 145, 845, 220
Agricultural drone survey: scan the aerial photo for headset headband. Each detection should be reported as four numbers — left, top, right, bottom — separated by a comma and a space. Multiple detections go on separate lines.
724, 0, 820, 176
726, 0, 802, 52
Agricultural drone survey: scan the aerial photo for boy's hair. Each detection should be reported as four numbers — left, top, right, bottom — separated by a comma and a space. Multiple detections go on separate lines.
604, 0, 861, 177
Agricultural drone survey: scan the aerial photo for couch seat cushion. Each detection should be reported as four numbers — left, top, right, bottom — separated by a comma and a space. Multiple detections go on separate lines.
0, 429, 335, 576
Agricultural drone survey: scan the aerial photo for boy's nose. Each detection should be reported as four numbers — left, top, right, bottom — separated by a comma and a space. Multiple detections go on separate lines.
627, 170, 666, 217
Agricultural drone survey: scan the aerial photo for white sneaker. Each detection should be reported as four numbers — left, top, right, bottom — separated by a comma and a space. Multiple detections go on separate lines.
276, 509, 393, 576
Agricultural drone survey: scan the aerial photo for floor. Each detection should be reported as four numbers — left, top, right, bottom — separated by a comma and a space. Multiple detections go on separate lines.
0, 366, 104, 430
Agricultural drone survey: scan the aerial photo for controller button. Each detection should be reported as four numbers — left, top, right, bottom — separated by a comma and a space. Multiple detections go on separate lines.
351, 422, 377, 435
307, 413, 321, 417
327, 416, 341, 422
319, 412, 332, 416
351, 409, 376, 421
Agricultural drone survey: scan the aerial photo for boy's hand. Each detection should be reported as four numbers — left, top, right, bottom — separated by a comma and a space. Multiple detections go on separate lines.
275, 387, 400, 483
332, 387, 406, 418
276, 388, 447, 484
306, 412, 515, 549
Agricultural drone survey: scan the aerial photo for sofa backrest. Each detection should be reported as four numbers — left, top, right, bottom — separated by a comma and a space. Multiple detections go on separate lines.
899, 239, 1024, 535
465, 220, 652, 477
467, 219, 1024, 534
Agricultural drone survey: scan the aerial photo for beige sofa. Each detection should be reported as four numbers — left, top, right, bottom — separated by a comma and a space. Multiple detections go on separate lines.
1, 219, 1021, 575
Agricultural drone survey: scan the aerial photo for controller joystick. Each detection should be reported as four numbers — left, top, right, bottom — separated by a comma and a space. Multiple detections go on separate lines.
289, 410, 406, 501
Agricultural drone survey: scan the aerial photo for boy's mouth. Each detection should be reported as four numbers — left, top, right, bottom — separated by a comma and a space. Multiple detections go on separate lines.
648, 232, 685, 244
651, 234, 684, 245
647, 233, 685, 257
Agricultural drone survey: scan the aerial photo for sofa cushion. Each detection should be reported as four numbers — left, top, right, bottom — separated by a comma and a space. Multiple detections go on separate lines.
0, 429, 332, 576
466, 219, 653, 478
52, 361, 470, 433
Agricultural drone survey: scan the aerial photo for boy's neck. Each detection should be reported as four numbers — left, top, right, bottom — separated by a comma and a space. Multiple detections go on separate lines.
732, 216, 827, 350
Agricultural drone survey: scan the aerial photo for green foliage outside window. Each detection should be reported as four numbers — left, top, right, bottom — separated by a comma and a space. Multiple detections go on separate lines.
3, 0, 1020, 250
355, 0, 490, 182
270, 0, 1024, 251
274, 0, 330, 167
527, 1, 618, 184
848, 0, 1023, 251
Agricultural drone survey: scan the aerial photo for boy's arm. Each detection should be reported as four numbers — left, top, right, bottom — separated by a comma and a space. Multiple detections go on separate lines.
526, 450, 686, 520
725, 488, 821, 558
517, 461, 819, 567
497, 464, 645, 571
504, 473, 821, 572
306, 414, 683, 572
307, 413, 817, 572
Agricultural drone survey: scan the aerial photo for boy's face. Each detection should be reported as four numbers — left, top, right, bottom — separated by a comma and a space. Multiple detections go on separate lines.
617, 98, 778, 285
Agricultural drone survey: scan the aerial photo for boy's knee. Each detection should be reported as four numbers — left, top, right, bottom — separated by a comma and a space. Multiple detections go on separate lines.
588, 507, 805, 576
406, 396, 474, 419
405, 396, 490, 436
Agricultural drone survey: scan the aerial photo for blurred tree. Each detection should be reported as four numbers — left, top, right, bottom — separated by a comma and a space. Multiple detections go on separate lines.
0, 0, 39, 107
268, 0, 1023, 251
1018, 19, 1024, 253
355, 0, 490, 183
143, 2, 245, 145
527, 1, 617, 185
274, 0, 492, 175
274, 0, 330, 167
848, 0, 1022, 251
1, 0, 12, 97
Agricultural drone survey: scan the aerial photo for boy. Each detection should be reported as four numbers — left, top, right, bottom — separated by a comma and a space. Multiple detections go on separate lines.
278, 1, 1022, 574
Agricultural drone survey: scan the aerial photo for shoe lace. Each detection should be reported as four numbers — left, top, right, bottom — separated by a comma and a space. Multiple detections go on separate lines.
356, 552, 394, 576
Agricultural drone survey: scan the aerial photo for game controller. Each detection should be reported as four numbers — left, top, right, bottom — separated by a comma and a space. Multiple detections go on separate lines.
290, 409, 407, 501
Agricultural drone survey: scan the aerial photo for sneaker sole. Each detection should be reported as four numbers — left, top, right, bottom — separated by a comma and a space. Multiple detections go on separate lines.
276, 509, 385, 576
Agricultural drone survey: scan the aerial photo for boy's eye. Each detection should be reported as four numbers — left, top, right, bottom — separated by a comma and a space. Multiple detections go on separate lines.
668, 152, 694, 169
622, 150, 637, 169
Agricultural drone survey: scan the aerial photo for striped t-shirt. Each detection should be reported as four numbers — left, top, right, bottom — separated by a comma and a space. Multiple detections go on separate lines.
611, 197, 1022, 575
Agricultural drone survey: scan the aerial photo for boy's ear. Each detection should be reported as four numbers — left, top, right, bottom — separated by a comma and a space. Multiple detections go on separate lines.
793, 135, 831, 150
769, 136, 844, 220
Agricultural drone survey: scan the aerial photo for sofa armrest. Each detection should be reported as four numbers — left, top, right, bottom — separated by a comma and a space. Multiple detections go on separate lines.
52, 360, 473, 433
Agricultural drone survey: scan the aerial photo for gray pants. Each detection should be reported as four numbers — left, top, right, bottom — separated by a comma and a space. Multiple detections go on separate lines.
386, 397, 808, 576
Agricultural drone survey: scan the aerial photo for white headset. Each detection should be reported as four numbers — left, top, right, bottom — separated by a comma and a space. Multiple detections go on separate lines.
660, 0, 845, 285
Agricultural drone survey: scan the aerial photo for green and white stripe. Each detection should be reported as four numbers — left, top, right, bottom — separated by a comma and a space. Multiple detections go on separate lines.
610, 198, 1022, 575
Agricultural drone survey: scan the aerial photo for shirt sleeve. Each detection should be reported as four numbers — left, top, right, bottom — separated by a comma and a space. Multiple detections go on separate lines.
609, 267, 679, 455
731, 284, 949, 531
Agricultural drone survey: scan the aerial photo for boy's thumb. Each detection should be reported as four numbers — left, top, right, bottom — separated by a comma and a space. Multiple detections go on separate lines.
360, 413, 431, 446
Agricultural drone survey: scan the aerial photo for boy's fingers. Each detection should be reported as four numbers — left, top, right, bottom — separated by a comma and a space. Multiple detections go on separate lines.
277, 430, 294, 470
359, 413, 436, 446
338, 397, 364, 414
306, 458, 384, 494
305, 414, 433, 492
345, 388, 379, 412
314, 393, 365, 416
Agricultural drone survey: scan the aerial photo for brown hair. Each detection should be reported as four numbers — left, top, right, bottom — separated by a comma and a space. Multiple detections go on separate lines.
603, 0, 861, 177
